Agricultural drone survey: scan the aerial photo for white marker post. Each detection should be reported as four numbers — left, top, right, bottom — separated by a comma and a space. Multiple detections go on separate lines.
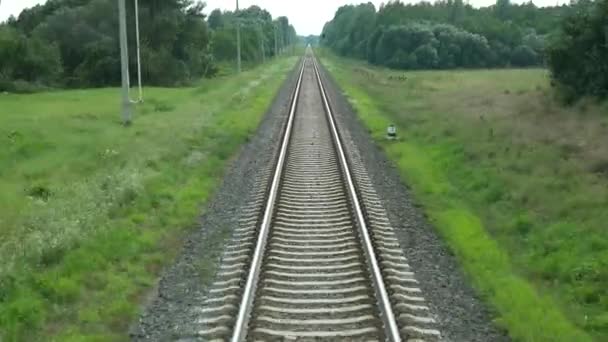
387, 124, 397, 140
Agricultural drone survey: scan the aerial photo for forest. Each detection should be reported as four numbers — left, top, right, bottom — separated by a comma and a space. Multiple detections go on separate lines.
321, 0, 608, 100
0, 0, 297, 92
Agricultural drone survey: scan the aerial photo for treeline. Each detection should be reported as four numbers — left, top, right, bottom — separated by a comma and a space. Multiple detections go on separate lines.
0, 0, 296, 92
208, 7, 297, 63
301, 35, 320, 47
321, 0, 607, 100
546, 0, 608, 100
321, 0, 567, 69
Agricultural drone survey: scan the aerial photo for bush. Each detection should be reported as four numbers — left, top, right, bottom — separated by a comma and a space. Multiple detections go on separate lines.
365, 22, 492, 70
546, 0, 608, 100
0, 26, 61, 90
1, 0, 217, 89
511, 45, 538, 67
321, 1, 558, 69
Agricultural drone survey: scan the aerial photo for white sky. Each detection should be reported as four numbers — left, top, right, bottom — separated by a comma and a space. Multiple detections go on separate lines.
0, 0, 568, 35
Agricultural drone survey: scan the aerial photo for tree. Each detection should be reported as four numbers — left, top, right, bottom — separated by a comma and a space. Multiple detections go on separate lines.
208, 9, 223, 30
1, 0, 222, 89
449, 0, 466, 25
414, 44, 439, 68
495, 0, 512, 21
321, 0, 564, 70
0, 25, 62, 91
207, 6, 296, 64
511, 45, 538, 66
546, 0, 608, 100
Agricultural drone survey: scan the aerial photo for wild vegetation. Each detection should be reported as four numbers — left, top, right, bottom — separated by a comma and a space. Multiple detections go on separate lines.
321, 0, 607, 100
0, 1, 301, 339
208, 7, 297, 63
320, 52, 608, 341
546, 0, 608, 100
301, 34, 320, 47
321, 0, 565, 68
0, 0, 297, 91
0, 42, 297, 339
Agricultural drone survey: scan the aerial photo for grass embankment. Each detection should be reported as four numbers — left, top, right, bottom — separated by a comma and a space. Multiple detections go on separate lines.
321, 54, 608, 341
0, 56, 297, 341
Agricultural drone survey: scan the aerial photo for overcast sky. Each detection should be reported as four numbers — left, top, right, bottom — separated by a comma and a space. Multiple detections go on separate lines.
0, 0, 568, 35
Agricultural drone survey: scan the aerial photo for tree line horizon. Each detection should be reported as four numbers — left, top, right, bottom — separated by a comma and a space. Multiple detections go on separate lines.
321, 0, 607, 100
0, 0, 297, 92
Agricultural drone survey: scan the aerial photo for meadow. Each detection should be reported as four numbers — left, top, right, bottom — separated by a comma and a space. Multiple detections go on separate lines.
0, 56, 297, 340
321, 53, 608, 341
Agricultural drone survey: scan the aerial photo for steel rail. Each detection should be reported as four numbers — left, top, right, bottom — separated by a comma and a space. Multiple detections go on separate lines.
311, 55, 402, 342
230, 57, 307, 342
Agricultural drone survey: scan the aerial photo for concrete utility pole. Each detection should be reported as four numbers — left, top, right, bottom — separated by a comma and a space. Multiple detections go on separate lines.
134, 0, 143, 102
118, 0, 132, 125
236, 0, 241, 73
274, 24, 279, 57
258, 23, 266, 63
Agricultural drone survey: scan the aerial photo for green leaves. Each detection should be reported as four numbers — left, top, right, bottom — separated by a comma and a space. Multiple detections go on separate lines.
321, 0, 567, 70
547, 0, 608, 101
1, 0, 217, 90
208, 7, 297, 63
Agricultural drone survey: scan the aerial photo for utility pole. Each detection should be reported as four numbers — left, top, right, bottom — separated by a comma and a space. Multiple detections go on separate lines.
236, 0, 241, 73
282, 32, 285, 54
274, 24, 279, 57
286, 34, 289, 55
118, 0, 132, 125
258, 23, 266, 63
134, 0, 143, 102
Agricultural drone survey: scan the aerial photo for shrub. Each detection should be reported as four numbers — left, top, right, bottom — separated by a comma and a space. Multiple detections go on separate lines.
546, 0, 608, 100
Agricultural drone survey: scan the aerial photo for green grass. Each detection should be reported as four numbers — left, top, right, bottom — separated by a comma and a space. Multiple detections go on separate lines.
0, 56, 298, 341
320, 53, 608, 341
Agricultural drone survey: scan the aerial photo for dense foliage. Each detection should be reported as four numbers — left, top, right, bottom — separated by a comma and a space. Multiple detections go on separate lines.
321, 0, 567, 69
322, 0, 608, 99
546, 0, 608, 100
0, 25, 63, 91
0, 0, 296, 91
301, 35, 320, 47
208, 7, 296, 63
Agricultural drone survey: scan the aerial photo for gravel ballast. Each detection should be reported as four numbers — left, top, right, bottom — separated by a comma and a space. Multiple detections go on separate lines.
316, 60, 509, 341
131, 62, 301, 341
133, 56, 508, 341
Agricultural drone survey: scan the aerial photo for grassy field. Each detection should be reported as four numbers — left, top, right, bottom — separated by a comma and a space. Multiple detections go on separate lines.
320, 53, 608, 341
0, 56, 297, 341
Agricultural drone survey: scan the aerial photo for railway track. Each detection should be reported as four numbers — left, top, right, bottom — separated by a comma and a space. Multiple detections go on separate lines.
189, 52, 441, 341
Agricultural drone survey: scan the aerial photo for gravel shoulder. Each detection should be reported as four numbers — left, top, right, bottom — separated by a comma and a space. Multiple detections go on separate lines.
130, 61, 301, 341
316, 60, 510, 342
